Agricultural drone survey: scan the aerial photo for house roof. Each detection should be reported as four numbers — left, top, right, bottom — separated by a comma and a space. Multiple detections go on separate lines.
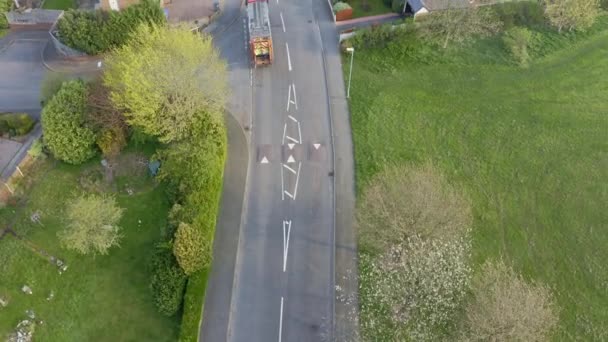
409, 0, 471, 12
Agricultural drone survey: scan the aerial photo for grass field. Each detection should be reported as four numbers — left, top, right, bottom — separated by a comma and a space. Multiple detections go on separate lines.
41, 0, 75, 10
348, 20, 608, 340
0, 148, 179, 341
349, 0, 393, 19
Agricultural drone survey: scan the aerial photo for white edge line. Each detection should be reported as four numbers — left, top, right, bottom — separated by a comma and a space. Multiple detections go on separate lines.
280, 12, 286, 33
297, 122, 302, 144
279, 297, 284, 342
283, 163, 297, 174
286, 43, 292, 72
286, 84, 291, 111
282, 123, 287, 145
280, 164, 285, 200
293, 162, 302, 200
285, 135, 299, 144
293, 83, 298, 110
288, 115, 298, 123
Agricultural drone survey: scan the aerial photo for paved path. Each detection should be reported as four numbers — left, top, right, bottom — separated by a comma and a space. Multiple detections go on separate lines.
0, 29, 100, 181
336, 12, 402, 31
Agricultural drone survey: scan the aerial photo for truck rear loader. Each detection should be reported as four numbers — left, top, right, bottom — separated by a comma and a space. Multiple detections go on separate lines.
247, 0, 273, 66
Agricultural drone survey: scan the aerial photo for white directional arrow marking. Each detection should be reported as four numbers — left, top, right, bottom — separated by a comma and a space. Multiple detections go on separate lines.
288, 143, 295, 150
261, 156, 269, 164
283, 220, 292, 272
287, 155, 295, 163
313, 143, 321, 150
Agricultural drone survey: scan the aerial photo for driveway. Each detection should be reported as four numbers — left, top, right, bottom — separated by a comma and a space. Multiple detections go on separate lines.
0, 30, 48, 115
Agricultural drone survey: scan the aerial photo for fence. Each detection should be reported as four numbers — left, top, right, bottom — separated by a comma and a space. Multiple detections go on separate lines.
5, 9, 61, 29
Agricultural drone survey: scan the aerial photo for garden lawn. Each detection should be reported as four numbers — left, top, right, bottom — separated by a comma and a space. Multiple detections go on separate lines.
42, 0, 75, 10
349, 0, 393, 19
0, 150, 179, 341
349, 28, 608, 339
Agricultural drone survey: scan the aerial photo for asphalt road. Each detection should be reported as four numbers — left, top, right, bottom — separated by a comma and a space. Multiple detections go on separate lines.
210, 0, 338, 340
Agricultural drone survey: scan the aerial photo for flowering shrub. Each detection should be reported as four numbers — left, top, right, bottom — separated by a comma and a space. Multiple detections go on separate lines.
360, 234, 472, 341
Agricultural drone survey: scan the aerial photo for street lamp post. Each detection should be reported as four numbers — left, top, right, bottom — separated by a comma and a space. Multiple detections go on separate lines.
346, 47, 354, 99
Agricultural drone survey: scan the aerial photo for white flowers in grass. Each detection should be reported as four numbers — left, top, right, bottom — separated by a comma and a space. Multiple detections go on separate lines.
360, 233, 472, 341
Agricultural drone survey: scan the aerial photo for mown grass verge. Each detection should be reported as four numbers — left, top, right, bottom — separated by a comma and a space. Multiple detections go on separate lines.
348, 8, 608, 340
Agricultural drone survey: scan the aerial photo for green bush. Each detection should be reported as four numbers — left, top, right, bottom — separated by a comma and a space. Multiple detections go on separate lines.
173, 222, 211, 275
333, 1, 352, 13
27, 138, 47, 159
503, 26, 536, 66
57, 0, 165, 55
493, 1, 546, 29
0, 0, 11, 30
0, 113, 36, 137
391, 0, 404, 13
41, 80, 97, 164
150, 248, 188, 316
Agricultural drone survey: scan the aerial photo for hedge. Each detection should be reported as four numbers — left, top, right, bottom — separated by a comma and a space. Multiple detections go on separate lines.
0, 0, 11, 30
153, 114, 226, 341
57, 0, 165, 55
0, 113, 36, 137
150, 247, 188, 316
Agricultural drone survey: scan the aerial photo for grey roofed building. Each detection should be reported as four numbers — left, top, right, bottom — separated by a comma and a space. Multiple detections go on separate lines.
405, 0, 471, 16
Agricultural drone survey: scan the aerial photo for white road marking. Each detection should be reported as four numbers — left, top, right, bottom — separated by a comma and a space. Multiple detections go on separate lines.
280, 12, 286, 33
297, 122, 302, 143
287, 143, 295, 150
287, 155, 295, 164
282, 221, 292, 272
250, 69, 253, 86
287, 84, 298, 111
279, 297, 284, 342
292, 83, 298, 110
288, 115, 298, 122
282, 123, 287, 145
293, 162, 302, 199
313, 143, 321, 150
283, 163, 297, 174
286, 43, 292, 71
261, 156, 269, 164
284, 191, 294, 199
285, 135, 299, 144
280, 163, 285, 200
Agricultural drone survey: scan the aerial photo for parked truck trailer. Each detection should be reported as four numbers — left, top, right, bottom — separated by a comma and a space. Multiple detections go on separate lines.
247, 0, 273, 66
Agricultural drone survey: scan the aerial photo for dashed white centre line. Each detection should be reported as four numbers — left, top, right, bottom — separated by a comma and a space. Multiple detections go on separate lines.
286, 43, 292, 72
280, 12, 286, 33
282, 220, 292, 272
278, 297, 284, 342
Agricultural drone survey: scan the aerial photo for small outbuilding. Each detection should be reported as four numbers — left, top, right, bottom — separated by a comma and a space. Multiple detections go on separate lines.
404, 0, 472, 17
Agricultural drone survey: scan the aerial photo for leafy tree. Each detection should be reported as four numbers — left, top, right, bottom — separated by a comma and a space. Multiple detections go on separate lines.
503, 26, 536, 67
150, 248, 187, 316
58, 194, 124, 255
104, 24, 228, 143
41, 80, 97, 164
173, 222, 211, 275
87, 81, 128, 157
356, 163, 471, 253
543, 0, 600, 33
462, 261, 559, 341
417, 1, 503, 48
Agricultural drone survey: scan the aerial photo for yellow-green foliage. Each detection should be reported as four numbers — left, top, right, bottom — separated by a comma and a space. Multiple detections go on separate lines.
104, 24, 228, 143
173, 222, 211, 276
